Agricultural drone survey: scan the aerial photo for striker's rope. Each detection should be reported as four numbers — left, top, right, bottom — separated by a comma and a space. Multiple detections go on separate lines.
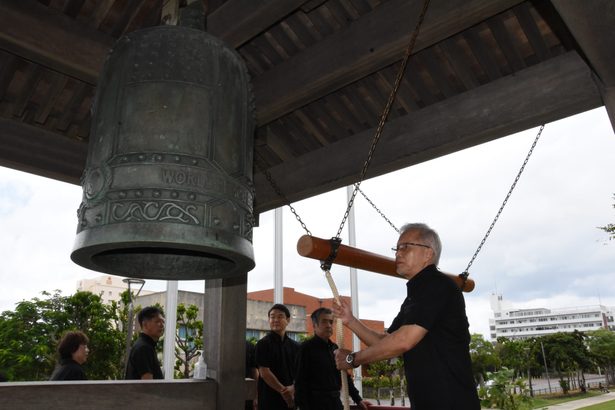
325, 269, 351, 410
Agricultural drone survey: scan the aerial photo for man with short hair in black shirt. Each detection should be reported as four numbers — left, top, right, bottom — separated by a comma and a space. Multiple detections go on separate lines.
333, 223, 480, 409
255, 303, 300, 409
125, 306, 165, 380
295, 308, 369, 410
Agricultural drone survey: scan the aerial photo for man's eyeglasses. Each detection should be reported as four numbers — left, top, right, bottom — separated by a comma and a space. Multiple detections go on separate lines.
391, 242, 431, 253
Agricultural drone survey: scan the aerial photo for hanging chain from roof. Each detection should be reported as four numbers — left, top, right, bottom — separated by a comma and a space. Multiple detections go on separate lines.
356, 185, 400, 233
332, 0, 431, 240
258, 0, 430, 240
258, 162, 312, 236
461, 124, 546, 280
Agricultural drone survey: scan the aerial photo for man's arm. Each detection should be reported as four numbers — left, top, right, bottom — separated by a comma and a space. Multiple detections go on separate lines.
333, 298, 386, 346
259, 366, 294, 407
334, 324, 428, 369
347, 370, 370, 408
140, 372, 154, 380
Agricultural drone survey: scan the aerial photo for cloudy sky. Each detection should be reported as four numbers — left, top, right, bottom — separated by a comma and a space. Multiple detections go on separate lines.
1, 107, 614, 338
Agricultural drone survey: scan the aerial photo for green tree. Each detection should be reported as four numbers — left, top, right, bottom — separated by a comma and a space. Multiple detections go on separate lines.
364, 358, 399, 405
174, 303, 203, 378
599, 193, 615, 240
479, 367, 532, 410
587, 328, 615, 385
540, 332, 592, 393
470, 333, 500, 385
0, 290, 124, 381
497, 337, 527, 379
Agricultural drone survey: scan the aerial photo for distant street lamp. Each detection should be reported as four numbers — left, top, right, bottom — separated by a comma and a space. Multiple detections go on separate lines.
122, 278, 146, 376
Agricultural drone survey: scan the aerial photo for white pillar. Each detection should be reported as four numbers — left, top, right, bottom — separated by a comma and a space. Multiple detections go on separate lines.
347, 185, 362, 394
163, 280, 178, 379
274, 207, 284, 304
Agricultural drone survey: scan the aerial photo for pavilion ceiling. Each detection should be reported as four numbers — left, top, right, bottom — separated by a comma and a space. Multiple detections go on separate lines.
0, 0, 612, 214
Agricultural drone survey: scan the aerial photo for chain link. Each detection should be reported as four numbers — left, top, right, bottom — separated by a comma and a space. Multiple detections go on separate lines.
258, 163, 312, 236
462, 124, 545, 275
334, 0, 431, 239
356, 185, 400, 233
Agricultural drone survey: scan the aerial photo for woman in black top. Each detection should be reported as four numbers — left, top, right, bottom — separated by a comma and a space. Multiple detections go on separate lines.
49, 330, 89, 380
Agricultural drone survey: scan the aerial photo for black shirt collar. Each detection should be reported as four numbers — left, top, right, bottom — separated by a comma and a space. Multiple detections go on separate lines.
139, 332, 158, 346
268, 331, 290, 342
407, 264, 439, 289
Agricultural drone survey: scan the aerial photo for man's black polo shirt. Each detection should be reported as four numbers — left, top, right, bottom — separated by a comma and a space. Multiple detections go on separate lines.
387, 264, 480, 409
125, 333, 163, 379
295, 335, 362, 409
255, 331, 300, 409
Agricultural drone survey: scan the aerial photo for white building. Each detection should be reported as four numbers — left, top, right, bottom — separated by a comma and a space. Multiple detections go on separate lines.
77, 275, 154, 305
489, 293, 615, 340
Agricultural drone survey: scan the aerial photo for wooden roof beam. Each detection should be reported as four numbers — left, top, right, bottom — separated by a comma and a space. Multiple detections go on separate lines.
551, 0, 615, 129
0, 0, 114, 85
0, 118, 87, 184
254, 0, 524, 124
0, 0, 307, 84
253, 51, 602, 213
208, 0, 310, 48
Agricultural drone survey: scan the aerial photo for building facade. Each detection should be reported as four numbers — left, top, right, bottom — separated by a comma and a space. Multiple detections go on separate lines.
77, 275, 154, 305
489, 293, 615, 340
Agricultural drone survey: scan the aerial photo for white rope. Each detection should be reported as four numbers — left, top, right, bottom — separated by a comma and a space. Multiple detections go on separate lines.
325, 270, 351, 410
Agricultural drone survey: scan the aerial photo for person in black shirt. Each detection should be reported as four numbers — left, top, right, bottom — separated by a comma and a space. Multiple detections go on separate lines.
50, 330, 89, 380
125, 306, 165, 380
256, 303, 300, 409
295, 308, 369, 410
333, 223, 480, 409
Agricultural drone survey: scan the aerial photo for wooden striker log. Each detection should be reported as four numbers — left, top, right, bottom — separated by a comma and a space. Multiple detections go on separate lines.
296, 235, 475, 292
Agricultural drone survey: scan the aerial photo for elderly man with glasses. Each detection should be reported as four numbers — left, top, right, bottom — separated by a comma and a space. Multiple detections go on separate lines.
333, 223, 480, 410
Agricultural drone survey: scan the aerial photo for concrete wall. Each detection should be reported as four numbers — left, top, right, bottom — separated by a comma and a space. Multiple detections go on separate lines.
246, 299, 306, 336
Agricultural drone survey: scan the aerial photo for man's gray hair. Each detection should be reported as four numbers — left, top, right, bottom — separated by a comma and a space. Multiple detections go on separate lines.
399, 223, 442, 265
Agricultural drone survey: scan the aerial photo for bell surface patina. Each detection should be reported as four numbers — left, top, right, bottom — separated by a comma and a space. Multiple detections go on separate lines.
71, 24, 255, 280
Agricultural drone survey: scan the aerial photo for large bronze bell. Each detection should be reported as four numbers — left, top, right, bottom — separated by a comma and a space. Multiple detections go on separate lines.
71, 23, 255, 280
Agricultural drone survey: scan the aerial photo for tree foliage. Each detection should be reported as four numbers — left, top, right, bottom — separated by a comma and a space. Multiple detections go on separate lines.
598, 193, 615, 240
0, 290, 124, 381
470, 333, 500, 385
587, 328, 615, 385
479, 367, 532, 410
174, 303, 203, 378
363, 358, 404, 405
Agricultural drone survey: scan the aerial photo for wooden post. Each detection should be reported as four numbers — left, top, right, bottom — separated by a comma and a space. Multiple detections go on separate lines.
204, 273, 249, 409
296, 235, 475, 292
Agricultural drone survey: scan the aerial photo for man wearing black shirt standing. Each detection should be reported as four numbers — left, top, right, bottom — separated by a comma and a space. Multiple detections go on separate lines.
125, 306, 165, 380
333, 223, 480, 409
256, 303, 300, 409
295, 308, 369, 410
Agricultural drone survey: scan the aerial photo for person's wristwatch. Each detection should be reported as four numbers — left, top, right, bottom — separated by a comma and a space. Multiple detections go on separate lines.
345, 352, 359, 368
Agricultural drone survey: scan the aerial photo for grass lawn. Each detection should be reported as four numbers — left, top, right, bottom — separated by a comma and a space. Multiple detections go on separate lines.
577, 399, 615, 409
531, 391, 603, 408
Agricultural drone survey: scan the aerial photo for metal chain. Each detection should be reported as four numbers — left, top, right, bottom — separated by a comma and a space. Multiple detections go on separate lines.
462, 124, 545, 276
257, 163, 312, 236
356, 184, 399, 233
334, 0, 431, 240
257, 0, 430, 241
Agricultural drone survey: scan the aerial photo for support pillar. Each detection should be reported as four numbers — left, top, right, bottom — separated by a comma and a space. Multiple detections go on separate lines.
552, 0, 615, 132
600, 85, 615, 132
204, 274, 248, 409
